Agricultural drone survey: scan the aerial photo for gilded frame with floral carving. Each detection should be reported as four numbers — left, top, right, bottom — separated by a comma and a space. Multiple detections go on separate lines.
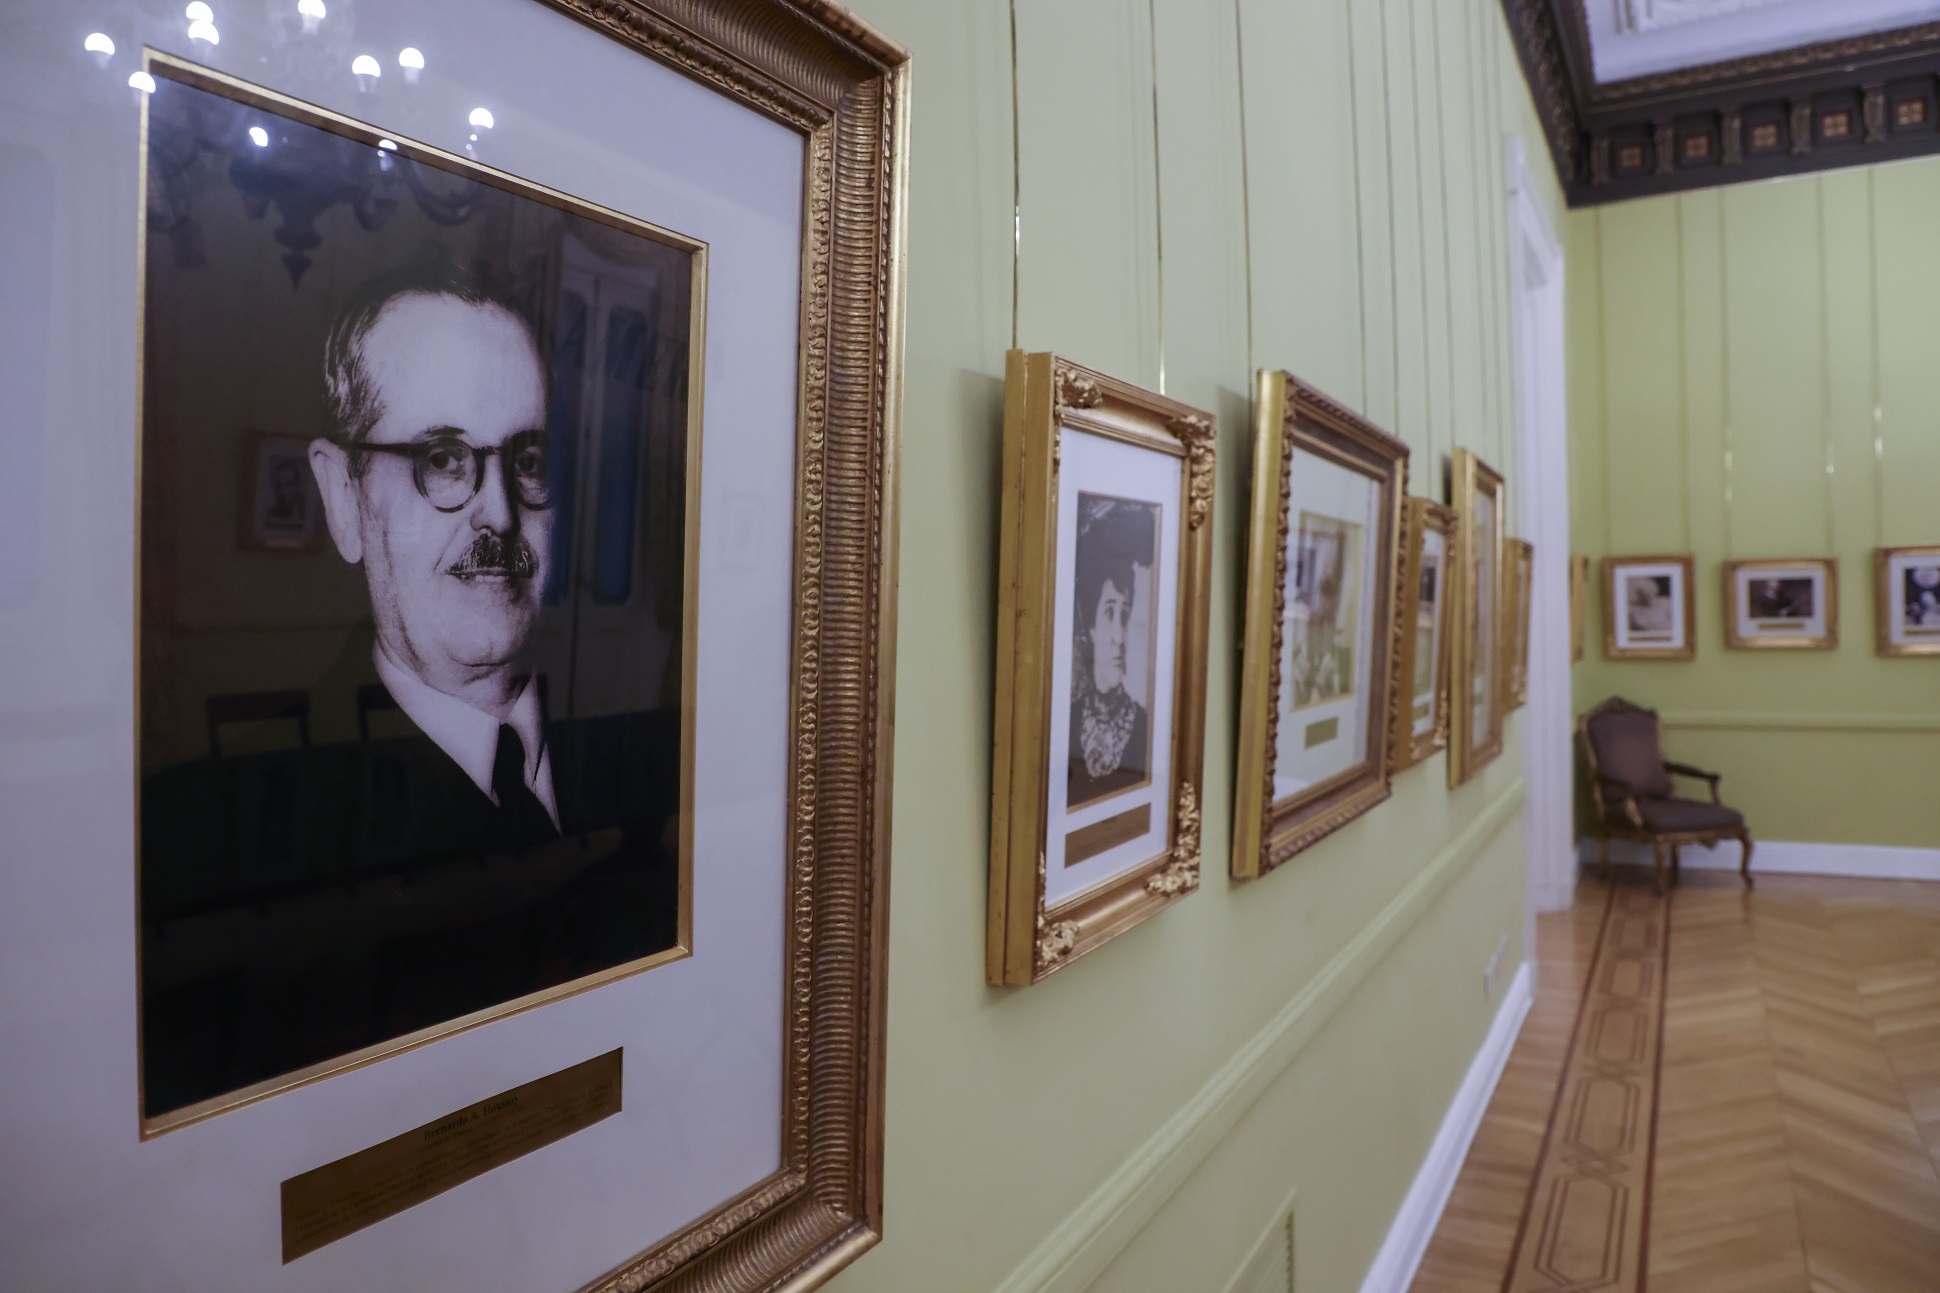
1232, 371, 1409, 879
988, 352, 1216, 987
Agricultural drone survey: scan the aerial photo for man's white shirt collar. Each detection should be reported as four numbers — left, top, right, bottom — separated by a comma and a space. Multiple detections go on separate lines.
373, 646, 559, 829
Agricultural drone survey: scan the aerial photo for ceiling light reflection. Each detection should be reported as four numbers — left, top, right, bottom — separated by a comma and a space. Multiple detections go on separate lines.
85, 32, 116, 59
129, 71, 156, 93
352, 54, 380, 91
398, 46, 424, 85
186, 2, 213, 19
249, 126, 269, 147
468, 107, 494, 129
188, 19, 219, 43
297, 0, 325, 32
377, 138, 398, 151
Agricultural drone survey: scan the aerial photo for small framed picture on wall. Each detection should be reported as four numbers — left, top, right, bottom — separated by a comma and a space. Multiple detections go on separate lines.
1724, 558, 1836, 649
1390, 498, 1456, 772
1876, 544, 1940, 656
987, 353, 1217, 986
1570, 553, 1590, 663
1448, 448, 1506, 786
1603, 555, 1696, 660
1232, 371, 1408, 877
1505, 538, 1534, 709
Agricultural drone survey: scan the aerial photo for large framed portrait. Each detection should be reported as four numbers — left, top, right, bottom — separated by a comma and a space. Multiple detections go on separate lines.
0, 2, 906, 1290
1874, 544, 1940, 656
1389, 498, 1456, 772
1504, 538, 1534, 709
1233, 372, 1407, 878
1724, 558, 1836, 650
1603, 554, 1697, 660
988, 353, 1216, 986
1448, 448, 1505, 787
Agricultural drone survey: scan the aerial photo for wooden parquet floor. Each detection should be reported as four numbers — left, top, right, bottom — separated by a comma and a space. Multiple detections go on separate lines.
1408, 869, 1940, 1293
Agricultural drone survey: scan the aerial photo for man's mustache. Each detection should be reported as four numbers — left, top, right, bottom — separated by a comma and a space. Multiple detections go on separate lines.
447, 531, 537, 580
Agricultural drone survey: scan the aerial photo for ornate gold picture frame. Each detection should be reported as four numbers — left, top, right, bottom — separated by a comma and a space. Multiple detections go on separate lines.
1875, 544, 1940, 656
1570, 553, 1589, 663
1603, 554, 1697, 660
1233, 371, 1407, 879
1505, 538, 1534, 709
1448, 449, 1505, 787
988, 353, 1216, 986
1390, 498, 1456, 772
1724, 557, 1837, 650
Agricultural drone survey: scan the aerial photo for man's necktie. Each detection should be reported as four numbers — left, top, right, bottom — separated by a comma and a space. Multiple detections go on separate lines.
492, 724, 559, 839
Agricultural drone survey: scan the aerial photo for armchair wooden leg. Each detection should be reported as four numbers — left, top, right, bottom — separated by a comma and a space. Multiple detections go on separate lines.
1671, 843, 1682, 886
1651, 840, 1667, 896
1738, 831, 1754, 887
1599, 835, 1612, 883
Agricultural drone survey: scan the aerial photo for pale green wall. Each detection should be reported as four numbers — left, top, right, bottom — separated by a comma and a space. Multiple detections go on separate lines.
1568, 166, 1940, 849
812, 1, 1559, 1291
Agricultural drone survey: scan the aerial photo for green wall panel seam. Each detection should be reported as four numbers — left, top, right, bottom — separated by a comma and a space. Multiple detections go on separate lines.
989, 778, 1527, 1293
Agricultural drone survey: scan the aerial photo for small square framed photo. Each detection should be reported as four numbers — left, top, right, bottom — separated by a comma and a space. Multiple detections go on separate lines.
1389, 499, 1455, 772
1603, 555, 1696, 659
1724, 558, 1836, 649
1448, 448, 1506, 786
1877, 544, 1940, 656
1504, 538, 1534, 709
238, 431, 327, 551
987, 353, 1216, 985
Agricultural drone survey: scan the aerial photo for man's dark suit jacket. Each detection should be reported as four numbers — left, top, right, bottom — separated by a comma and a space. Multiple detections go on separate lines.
139, 702, 681, 1119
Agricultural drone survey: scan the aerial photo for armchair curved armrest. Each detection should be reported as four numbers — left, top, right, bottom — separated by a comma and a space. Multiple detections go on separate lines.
1592, 773, 1649, 829
1664, 761, 1722, 802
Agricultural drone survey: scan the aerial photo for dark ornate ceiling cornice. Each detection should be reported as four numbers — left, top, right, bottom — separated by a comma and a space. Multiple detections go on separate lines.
1501, 1, 1940, 205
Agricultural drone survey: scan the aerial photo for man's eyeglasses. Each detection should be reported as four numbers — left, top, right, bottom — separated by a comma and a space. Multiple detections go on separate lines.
351, 431, 553, 513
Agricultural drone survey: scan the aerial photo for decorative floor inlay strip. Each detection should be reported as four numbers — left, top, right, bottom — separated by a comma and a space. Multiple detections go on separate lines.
1502, 881, 1670, 1293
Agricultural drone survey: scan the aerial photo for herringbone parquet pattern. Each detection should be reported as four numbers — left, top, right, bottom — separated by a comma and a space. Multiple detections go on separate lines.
1409, 870, 1940, 1293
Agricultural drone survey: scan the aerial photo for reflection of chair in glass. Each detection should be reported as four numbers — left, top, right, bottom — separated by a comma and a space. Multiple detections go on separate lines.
355, 682, 400, 742
205, 689, 310, 758
1580, 697, 1753, 893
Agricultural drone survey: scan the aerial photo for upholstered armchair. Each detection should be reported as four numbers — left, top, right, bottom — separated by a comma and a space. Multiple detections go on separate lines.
1579, 697, 1753, 893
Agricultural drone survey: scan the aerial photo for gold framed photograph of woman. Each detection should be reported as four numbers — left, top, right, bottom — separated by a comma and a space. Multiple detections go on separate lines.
1389, 498, 1456, 772
988, 353, 1216, 986
1448, 449, 1506, 787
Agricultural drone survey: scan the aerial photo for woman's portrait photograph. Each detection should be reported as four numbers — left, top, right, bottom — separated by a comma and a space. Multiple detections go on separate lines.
1067, 494, 1159, 809
1288, 512, 1363, 712
1876, 545, 1940, 655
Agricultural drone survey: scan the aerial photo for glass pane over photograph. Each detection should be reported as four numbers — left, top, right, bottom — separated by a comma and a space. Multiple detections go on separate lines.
1275, 448, 1381, 799
138, 66, 701, 1123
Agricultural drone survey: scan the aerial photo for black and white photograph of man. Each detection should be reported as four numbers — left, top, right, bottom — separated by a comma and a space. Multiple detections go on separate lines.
1625, 573, 1675, 637
1905, 564, 1940, 631
1747, 575, 1814, 621
137, 73, 697, 1120
1067, 494, 1159, 809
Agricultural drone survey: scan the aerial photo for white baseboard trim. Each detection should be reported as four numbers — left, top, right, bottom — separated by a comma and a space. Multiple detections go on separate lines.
1576, 837, 1940, 882
1355, 958, 1535, 1293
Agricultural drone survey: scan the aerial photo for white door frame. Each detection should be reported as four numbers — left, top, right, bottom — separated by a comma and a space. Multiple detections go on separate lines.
1505, 136, 1574, 915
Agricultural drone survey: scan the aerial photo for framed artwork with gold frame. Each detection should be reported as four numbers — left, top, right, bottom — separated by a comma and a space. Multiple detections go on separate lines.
1604, 554, 1697, 660
0, 3, 907, 1291
987, 352, 1216, 986
1448, 448, 1506, 787
1505, 538, 1534, 709
1389, 498, 1456, 772
1233, 371, 1408, 879
1570, 553, 1590, 663
1724, 558, 1837, 649
1875, 545, 1940, 656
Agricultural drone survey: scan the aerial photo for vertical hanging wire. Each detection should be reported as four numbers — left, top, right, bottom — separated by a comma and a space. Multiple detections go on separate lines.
1467, 0, 1493, 471
1868, 167, 1885, 549
1431, 0, 1459, 462
1718, 192, 1736, 556
1594, 208, 1614, 554
1146, 0, 1166, 394
1379, 0, 1401, 432
1817, 178, 1835, 555
1408, 0, 1434, 468
1342, 0, 1366, 407
1674, 198, 1694, 551
1009, 0, 1021, 350
1234, 0, 1256, 380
